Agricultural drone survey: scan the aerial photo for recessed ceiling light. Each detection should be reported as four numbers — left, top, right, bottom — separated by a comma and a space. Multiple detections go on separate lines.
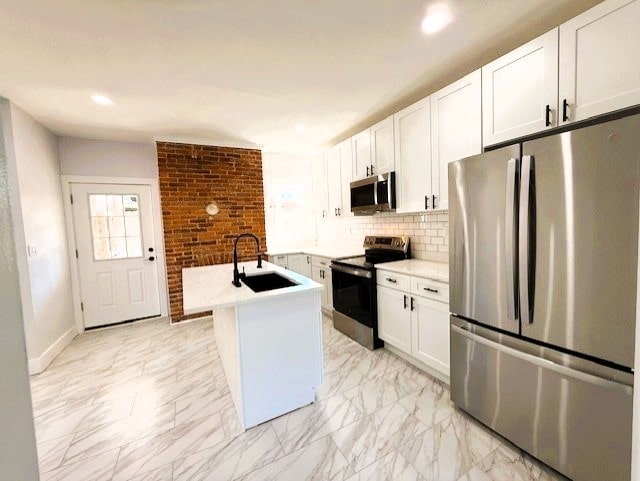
421, 3, 454, 35
294, 123, 306, 133
90, 94, 114, 106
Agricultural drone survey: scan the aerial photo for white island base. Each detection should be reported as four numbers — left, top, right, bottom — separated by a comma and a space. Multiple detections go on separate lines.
182, 262, 323, 431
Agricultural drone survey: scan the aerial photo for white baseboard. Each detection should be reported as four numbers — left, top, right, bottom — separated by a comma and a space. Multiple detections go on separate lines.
28, 326, 77, 375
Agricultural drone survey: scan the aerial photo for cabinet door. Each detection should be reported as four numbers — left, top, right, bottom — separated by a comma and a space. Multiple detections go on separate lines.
337, 138, 353, 216
370, 116, 395, 175
326, 147, 342, 217
393, 97, 431, 214
559, 0, 640, 124
312, 265, 329, 309
411, 296, 450, 377
431, 70, 482, 211
482, 28, 559, 147
312, 156, 328, 219
287, 254, 306, 275
377, 285, 411, 355
271, 255, 288, 269
352, 129, 372, 180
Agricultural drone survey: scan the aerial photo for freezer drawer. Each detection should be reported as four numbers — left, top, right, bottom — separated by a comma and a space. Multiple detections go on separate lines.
450, 318, 633, 481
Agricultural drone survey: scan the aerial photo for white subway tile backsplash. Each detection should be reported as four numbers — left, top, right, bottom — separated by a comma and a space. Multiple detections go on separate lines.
317, 211, 449, 262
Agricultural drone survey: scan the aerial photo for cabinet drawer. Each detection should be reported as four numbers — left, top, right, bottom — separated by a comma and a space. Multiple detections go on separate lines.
411, 277, 449, 303
312, 256, 331, 268
377, 270, 410, 291
271, 255, 289, 268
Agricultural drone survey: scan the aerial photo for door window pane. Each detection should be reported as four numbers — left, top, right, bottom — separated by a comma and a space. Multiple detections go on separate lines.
89, 194, 143, 260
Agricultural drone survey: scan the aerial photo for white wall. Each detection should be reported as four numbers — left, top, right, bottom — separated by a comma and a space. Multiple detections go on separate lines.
3, 100, 76, 373
0, 99, 40, 481
262, 152, 317, 249
59, 137, 158, 178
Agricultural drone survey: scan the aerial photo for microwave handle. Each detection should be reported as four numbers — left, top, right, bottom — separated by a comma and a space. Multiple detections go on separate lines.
374, 179, 378, 205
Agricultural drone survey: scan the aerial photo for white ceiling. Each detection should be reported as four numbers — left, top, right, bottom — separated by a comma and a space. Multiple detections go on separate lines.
0, 0, 600, 153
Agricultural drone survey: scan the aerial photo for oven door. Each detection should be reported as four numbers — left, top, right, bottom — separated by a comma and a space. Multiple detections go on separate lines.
331, 263, 374, 328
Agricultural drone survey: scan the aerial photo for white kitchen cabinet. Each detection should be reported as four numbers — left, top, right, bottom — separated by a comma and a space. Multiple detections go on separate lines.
270, 254, 288, 269
326, 147, 342, 217
377, 269, 450, 380
411, 295, 449, 377
312, 156, 329, 219
337, 138, 353, 216
431, 69, 482, 211
377, 285, 412, 355
352, 129, 372, 181
559, 0, 640, 125
394, 96, 431, 214
370, 116, 395, 176
312, 256, 332, 312
288, 254, 312, 278
482, 28, 559, 147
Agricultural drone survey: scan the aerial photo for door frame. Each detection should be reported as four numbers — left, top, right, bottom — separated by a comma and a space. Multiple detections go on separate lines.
61, 175, 169, 333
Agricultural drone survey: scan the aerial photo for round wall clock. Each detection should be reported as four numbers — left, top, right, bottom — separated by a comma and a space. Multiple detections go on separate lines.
205, 202, 220, 216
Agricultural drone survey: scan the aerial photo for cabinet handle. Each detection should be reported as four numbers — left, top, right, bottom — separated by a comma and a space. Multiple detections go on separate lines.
424, 195, 429, 210
562, 99, 570, 122
432, 194, 436, 209
337, 207, 341, 216
545, 104, 552, 127
371, 164, 375, 175
424, 287, 439, 293
366, 165, 370, 176
386, 277, 397, 283
307, 256, 310, 264
403, 294, 408, 309
411, 297, 415, 311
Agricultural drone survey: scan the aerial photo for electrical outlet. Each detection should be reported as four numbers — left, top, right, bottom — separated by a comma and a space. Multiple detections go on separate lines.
27, 244, 37, 257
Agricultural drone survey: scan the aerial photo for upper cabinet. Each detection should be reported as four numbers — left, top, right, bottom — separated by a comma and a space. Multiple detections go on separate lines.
394, 97, 432, 214
321, 139, 353, 218
325, 147, 342, 217
559, 0, 640, 124
352, 129, 371, 180
336, 138, 353, 216
482, 29, 559, 147
431, 69, 482, 211
370, 116, 395, 176
312, 156, 328, 219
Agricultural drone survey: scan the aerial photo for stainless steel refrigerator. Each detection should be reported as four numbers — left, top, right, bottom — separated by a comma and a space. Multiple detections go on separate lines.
449, 114, 639, 481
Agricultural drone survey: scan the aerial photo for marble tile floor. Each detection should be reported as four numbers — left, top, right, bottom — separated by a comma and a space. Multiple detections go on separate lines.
30, 315, 568, 481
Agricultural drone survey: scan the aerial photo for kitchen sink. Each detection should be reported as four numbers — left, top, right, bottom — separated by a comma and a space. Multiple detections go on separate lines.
241, 272, 299, 292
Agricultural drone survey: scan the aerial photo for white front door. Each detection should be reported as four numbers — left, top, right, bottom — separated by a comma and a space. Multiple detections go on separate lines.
71, 183, 161, 328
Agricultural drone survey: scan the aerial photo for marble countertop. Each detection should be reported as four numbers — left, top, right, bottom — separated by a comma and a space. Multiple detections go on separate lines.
266, 244, 364, 259
182, 261, 323, 314
376, 259, 449, 283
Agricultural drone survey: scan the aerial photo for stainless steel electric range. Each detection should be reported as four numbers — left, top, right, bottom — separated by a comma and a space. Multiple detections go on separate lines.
330, 236, 410, 349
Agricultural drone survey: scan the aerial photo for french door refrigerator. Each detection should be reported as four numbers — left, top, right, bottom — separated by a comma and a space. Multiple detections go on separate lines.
449, 113, 639, 481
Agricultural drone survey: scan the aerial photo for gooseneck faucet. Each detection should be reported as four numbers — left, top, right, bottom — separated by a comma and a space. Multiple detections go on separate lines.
232, 233, 262, 287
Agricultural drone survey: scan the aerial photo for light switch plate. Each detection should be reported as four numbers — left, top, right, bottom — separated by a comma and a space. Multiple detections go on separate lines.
27, 244, 37, 257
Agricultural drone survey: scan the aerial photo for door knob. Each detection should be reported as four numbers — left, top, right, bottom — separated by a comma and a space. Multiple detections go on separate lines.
148, 256, 155, 261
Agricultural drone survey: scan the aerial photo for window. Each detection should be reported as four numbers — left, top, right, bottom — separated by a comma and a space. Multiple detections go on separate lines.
89, 194, 143, 260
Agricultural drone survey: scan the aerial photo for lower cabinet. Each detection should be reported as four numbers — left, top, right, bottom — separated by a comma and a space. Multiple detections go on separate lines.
270, 255, 288, 269
411, 295, 450, 375
287, 254, 312, 278
377, 271, 450, 379
312, 256, 333, 312
377, 285, 411, 353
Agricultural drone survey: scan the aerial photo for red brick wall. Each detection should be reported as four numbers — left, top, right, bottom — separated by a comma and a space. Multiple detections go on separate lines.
157, 142, 266, 321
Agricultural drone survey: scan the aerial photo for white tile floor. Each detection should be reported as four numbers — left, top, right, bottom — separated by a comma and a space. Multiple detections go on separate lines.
30, 315, 568, 481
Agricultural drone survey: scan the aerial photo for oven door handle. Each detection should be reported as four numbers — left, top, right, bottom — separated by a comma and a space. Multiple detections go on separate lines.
330, 264, 372, 279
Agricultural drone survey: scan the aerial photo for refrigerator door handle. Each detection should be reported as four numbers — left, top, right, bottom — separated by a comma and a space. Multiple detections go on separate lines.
451, 324, 632, 393
519, 155, 534, 324
505, 157, 519, 322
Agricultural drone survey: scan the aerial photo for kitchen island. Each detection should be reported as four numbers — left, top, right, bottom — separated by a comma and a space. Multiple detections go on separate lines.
182, 261, 323, 430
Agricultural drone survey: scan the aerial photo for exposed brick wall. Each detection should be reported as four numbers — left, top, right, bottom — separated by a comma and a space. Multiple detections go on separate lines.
157, 142, 266, 321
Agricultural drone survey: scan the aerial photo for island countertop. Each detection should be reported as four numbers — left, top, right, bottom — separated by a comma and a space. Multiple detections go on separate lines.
182, 261, 323, 314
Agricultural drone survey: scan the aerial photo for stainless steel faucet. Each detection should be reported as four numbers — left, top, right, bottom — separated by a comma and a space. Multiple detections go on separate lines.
232, 233, 262, 287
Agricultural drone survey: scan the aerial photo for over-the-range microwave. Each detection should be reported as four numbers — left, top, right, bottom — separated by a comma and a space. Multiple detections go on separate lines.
350, 172, 396, 215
